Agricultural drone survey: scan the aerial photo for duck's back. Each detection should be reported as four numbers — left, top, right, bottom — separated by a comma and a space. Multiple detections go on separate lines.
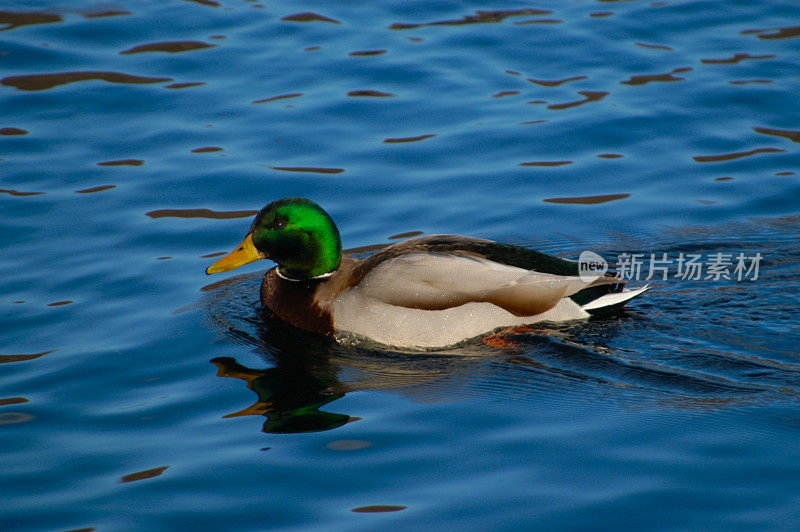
349, 234, 581, 282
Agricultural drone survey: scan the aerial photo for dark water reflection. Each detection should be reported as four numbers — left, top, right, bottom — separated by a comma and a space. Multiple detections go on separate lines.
620, 67, 692, 85
701, 53, 775, 64
97, 159, 143, 166
745, 25, 800, 39
544, 193, 630, 204
281, 12, 341, 24
1, 71, 173, 91
0, 10, 62, 31
546, 90, 608, 110
754, 126, 800, 143
252, 93, 302, 104
75, 185, 116, 194
527, 76, 587, 87
0, 127, 28, 135
388, 9, 552, 29
119, 41, 215, 55
693, 147, 786, 163
0, 351, 53, 364
146, 208, 257, 219
0, 188, 44, 196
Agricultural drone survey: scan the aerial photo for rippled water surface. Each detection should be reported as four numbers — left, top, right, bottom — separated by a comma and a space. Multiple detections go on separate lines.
2, 1, 800, 530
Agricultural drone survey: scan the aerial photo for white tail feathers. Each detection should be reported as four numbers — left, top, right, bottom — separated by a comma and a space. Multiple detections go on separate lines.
581, 284, 651, 311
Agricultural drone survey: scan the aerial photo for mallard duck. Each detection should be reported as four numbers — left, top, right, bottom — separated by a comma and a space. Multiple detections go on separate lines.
206, 198, 648, 349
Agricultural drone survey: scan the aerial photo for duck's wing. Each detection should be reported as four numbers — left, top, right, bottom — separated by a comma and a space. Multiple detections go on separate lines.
351, 234, 581, 280
349, 234, 627, 308
353, 252, 621, 317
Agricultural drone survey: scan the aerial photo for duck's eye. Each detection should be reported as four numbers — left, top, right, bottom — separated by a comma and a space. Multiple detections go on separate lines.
272, 219, 287, 230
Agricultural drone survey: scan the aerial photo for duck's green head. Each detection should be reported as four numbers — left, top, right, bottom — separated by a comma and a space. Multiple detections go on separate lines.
206, 198, 342, 280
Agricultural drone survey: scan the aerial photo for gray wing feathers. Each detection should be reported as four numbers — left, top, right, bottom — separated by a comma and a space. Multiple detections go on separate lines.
359, 253, 621, 317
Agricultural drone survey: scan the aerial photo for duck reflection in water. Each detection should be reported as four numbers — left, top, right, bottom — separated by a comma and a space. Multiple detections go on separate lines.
209, 301, 351, 434
209, 301, 507, 434
212, 354, 349, 434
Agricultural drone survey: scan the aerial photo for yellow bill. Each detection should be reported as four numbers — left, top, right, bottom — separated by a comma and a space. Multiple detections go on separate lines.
206, 233, 266, 274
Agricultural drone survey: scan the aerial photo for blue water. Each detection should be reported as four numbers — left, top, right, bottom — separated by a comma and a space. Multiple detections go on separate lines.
2, 1, 799, 530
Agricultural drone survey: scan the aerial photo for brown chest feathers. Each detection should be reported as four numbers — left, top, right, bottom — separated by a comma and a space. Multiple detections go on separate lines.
259, 256, 357, 336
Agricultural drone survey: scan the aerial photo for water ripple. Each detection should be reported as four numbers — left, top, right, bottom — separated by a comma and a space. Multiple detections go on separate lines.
1, 71, 172, 91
